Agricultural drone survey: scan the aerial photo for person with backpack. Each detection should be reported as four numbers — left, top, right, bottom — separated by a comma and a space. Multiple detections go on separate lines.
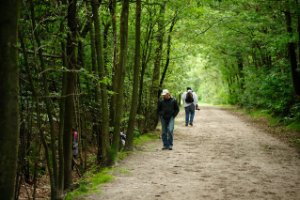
157, 89, 180, 150
181, 87, 199, 126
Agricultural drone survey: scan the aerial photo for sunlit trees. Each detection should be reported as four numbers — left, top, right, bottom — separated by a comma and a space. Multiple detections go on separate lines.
3, 0, 300, 198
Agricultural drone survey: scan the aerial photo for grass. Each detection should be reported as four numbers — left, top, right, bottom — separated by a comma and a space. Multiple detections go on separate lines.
65, 168, 113, 200
65, 132, 158, 199
133, 132, 158, 146
287, 121, 300, 132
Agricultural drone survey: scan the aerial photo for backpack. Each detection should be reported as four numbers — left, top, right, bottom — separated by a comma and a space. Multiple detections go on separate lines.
185, 91, 194, 103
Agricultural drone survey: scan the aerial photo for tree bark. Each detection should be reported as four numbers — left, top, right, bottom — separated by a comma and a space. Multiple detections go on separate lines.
285, 7, 300, 96
159, 12, 177, 88
148, 2, 166, 130
64, 0, 78, 189
0, 1, 20, 199
137, 11, 154, 127
91, 0, 110, 166
109, 0, 118, 128
57, 15, 67, 199
125, 0, 141, 151
111, 0, 130, 156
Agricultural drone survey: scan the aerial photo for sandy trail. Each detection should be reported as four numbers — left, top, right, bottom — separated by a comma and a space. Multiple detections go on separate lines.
85, 106, 300, 200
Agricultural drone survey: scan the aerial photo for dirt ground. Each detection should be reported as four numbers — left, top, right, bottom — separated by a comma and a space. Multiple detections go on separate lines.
85, 106, 300, 200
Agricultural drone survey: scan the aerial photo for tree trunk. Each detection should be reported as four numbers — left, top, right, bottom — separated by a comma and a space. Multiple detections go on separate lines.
111, 0, 130, 156
64, 0, 78, 189
137, 12, 154, 131
109, 0, 118, 128
159, 12, 177, 88
125, 0, 141, 151
57, 18, 67, 199
285, 7, 300, 96
89, 21, 103, 164
148, 2, 166, 130
0, 1, 20, 199
91, 0, 110, 166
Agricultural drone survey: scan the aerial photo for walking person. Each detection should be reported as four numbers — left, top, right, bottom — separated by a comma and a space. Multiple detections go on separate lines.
157, 89, 180, 150
181, 87, 199, 126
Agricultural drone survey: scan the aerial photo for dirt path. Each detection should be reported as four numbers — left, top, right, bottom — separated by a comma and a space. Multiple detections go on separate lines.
85, 106, 300, 200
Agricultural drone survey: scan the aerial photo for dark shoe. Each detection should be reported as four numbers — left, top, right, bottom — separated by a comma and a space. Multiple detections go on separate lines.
162, 147, 168, 150
168, 147, 173, 150
185, 123, 188, 126
189, 123, 193, 126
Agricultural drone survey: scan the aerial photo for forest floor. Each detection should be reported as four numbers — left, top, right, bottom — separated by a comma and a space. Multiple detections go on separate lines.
84, 106, 300, 200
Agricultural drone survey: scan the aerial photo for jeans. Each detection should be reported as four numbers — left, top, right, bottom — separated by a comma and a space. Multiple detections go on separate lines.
160, 116, 174, 148
185, 104, 195, 125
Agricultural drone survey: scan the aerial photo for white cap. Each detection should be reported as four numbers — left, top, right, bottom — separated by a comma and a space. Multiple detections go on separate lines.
161, 89, 170, 96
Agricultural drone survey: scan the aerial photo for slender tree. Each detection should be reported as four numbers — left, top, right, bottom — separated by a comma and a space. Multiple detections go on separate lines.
159, 11, 177, 88
111, 0, 130, 156
125, 0, 142, 150
137, 9, 155, 130
148, 1, 166, 130
91, 0, 110, 166
109, 0, 118, 128
64, 0, 78, 189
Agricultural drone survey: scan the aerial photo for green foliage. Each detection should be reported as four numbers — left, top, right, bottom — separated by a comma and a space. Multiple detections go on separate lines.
287, 122, 300, 132
241, 66, 294, 116
169, 0, 300, 127
16, 0, 300, 198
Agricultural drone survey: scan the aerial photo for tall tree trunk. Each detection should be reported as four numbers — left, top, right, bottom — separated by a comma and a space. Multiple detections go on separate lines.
0, 1, 20, 199
148, 2, 166, 130
57, 16, 67, 199
285, 7, 300, 96
89, 22, 103, 164
109, 0, 118, 128
64, 0, 78, 189
159, 12, 177, 88
125, 0, 141, 151
137, 12, 154, 129
91, 0, 110, 166
111, 0, 130, 156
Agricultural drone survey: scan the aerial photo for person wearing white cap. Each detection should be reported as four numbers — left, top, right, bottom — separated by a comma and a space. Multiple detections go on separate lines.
181, 87, 199, 126
157, 89, 180, 150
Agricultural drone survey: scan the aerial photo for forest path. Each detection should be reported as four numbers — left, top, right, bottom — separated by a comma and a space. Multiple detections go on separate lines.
85, 106, 300, 200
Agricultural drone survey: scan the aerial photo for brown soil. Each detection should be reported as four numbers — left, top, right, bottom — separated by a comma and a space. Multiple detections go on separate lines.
84, 106, 300, 200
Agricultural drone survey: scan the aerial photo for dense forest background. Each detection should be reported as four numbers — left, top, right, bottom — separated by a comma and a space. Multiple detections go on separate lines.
0, 0, 299, 199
